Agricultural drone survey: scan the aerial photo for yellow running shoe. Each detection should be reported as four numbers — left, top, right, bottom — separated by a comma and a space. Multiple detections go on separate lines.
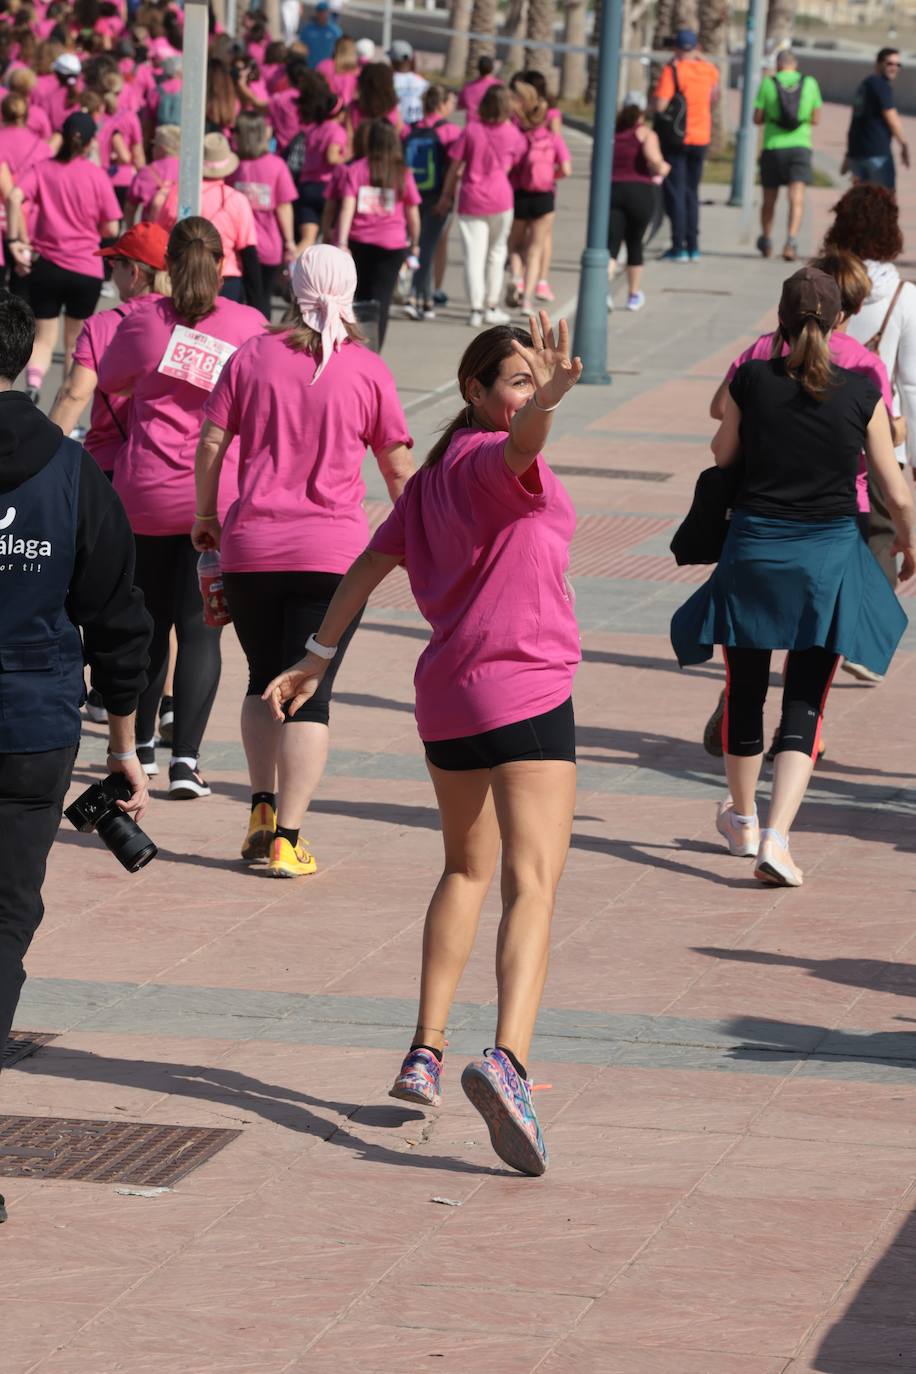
268, 835, 317, 878
241, 802, 276, 862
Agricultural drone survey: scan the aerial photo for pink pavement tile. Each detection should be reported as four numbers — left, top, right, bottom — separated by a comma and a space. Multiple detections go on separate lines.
291, 1325, 553, 1374
587, 377, 713, 437
698, 1135, 916, 1206
751, 1080, 916, 1149
538, 1341, 790, 1374
346, 1278, 593, 1340
569, 1064, 785, 1133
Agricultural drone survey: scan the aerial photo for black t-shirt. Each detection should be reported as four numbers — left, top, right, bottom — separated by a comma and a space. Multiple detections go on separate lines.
847, 73, 894, 158
729, 357, 879, 521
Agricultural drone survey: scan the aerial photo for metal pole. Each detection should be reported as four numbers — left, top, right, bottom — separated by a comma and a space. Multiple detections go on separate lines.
177, 0, 209, 221
572, 0, 624, 385
728, 0, 766, 209
382, 0, 393, 55
226, 0, 237, 40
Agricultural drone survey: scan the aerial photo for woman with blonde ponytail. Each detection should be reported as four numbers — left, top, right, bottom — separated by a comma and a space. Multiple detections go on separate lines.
673, 266, 915, 888
97, 217, 265, 799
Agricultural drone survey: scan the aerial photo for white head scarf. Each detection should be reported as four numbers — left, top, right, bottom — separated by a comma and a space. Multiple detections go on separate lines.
289, 244, 358, 383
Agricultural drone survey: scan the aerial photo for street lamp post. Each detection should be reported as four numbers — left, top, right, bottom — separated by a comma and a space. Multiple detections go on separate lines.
729, 0, 767, 211
571, 0, 625, 385
177, 0, 209, 221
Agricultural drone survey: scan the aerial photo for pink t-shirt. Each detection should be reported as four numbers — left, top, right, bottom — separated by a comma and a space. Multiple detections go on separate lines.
269, 87, 307, 151
458, 74, 500, 121
726, 330, 893, 514
229, 153, 297, 267
97, 109, 143, 187
348, 103, 402, 135
26, 104, 53, 139
33, 82, 82, 132
204, 333, 412, 574
300, 118, 348, 185
316, 60, 358, 106
0, 125, 53, 179
71, 293, 162, 471
156, 179, 259, 278
98, 295, 266, 536
511, 127, 571, 192
18, 157, 121, 277
127, 154, 178, 213
343, 157, 420, 250
147, 74, 182, 121
369, 429, 580, 740
449, 121, 527, 216
405, 113, 462, 152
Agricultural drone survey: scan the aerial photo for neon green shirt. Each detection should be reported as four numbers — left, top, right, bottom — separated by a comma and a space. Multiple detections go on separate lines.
754, 70, 823, 150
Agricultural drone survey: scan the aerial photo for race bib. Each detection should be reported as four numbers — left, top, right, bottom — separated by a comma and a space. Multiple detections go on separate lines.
158, 326, 237, 392
235, 179, 272, 210
356, 184, 396, 216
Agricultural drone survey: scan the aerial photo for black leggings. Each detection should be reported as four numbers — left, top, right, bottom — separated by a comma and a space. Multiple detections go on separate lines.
350, 239, 406, 350
608, 181, 658, 268
223, 570, 362, 724
133, 534, 223, 759
722, 646, 840, 760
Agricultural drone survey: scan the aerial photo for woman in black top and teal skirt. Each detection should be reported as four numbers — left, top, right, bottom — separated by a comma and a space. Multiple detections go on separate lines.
672, 267, 915, 887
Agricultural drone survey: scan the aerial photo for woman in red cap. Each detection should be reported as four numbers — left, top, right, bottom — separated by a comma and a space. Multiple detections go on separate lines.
672, 266, 915, 886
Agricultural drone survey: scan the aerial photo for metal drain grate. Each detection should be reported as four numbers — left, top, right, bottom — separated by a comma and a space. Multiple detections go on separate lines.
0, 1116, 241, 1186
3, 1032, 58, 1068
552, 464, 671, 482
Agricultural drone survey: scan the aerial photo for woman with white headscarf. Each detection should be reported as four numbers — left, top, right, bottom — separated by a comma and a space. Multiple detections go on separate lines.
192, 243, 415, 877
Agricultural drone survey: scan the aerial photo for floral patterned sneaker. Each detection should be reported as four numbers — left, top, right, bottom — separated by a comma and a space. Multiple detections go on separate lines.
388, 1047, 443, 1108
461, 1048, 548, 1176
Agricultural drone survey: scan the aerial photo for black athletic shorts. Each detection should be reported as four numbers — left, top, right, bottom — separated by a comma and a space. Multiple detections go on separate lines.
296, 180, 327, 228
28, 255, 103, 319
759, 146, 812, 189
424, 696, 576, 771
513, 189, 555, 221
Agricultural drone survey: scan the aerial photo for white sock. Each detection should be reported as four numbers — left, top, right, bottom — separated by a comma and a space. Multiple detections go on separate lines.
171, 755, 198, 769
734, 812, 757, 825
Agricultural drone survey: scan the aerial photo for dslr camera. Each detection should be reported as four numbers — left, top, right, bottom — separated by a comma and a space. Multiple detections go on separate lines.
65, 773, 157, 873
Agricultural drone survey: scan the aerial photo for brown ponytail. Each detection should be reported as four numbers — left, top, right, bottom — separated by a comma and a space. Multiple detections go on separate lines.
785, 317, 834, 402
167, 217, 223, 327
1, 93, 29, 126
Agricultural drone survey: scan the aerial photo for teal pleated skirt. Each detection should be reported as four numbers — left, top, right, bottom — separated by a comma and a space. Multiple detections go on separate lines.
671, 510, 908, 673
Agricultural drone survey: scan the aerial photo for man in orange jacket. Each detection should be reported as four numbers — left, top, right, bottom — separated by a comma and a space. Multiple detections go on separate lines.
653, 28, 720, 262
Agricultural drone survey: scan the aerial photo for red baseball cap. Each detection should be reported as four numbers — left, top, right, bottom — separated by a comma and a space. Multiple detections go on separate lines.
97, 222, 169, 271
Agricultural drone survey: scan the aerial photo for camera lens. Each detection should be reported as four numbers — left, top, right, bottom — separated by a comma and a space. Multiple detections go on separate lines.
96, 810, 158, 873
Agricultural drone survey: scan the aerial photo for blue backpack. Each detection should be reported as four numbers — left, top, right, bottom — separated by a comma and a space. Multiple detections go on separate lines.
156, 80, 182, 127
403, 119, 447, 200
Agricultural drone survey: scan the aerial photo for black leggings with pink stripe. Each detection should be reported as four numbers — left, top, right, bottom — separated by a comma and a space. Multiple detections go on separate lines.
722, 646, 840, 760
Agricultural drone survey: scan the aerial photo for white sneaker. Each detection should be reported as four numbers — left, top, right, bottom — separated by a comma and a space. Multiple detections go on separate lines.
841, 660, 883, 685
468, 310, 483, 327
402, 301, 421, 321
715, 799, 760, 858
606, 293, 615, 313
484, 307, 511, 325
754, 829, 803, 887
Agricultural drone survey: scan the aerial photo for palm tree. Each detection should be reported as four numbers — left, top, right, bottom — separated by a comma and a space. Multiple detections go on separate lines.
560, 0, 588, 101
766, 0, 798, 49
502, 0, 529, 76
468, 0, 498, 75
699, 0, 729, 154
445, 0, 474, 83
526, 0, 555, 83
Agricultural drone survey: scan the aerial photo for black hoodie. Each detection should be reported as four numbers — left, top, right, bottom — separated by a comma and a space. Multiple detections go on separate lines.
0, 392, 151, 717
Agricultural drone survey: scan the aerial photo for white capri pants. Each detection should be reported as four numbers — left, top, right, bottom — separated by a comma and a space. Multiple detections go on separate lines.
458, 209, 514, 311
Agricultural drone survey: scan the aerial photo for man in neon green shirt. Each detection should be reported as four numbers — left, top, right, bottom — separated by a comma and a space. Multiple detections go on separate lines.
753, 49, 823, 262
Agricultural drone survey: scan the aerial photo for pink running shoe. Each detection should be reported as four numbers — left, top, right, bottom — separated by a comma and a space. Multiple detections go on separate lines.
461, 1048, 548, 1176
388, 1047, 443, 1108
535, 280, 555, 302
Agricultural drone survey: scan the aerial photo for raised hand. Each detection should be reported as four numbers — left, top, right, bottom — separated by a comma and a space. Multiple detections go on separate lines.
511, 311, 583, 412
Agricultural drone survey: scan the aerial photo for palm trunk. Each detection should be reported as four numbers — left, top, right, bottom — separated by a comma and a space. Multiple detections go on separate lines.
766, 0, 798, 47
468, 0, 498, 75
699, 1, 729, 155
502, 0, 529, 76
526, 0, 555, 83
445, 0, 474, 83
560, 0, 588, 101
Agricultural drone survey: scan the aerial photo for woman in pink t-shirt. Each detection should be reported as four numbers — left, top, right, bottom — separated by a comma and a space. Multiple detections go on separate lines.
7, 110, 121, 399
458, 57, 500, 123
97, 217, 265, 799
125, 121, 179, 225
316, 35, 359, 107
230, 111, 298, 316
263, 315, 583, 1175
293, 77, 348, 252
347, 61, 403, 139
190, 245, 414, 877
436, 84, 526, 327
337, 118, 420, 349
506, 83, 571, 317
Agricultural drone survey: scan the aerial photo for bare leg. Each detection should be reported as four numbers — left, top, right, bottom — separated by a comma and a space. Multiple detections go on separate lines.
434, 216, 451, 289
413, 764, 500, 1052
724, 751, 764, 817
767, 750, 815, 838
490, 759, 576, 1067
786, 181, 805, 240
276, 721, 330, 830
296, 221, 320, 255
522, 213, 553, 311
241, 694, 281, 795
62, 315, 84, 377
28, 316, 60, 376
507, 218, 526, 288
164, 627, 177, 697
760, 187, 779, 241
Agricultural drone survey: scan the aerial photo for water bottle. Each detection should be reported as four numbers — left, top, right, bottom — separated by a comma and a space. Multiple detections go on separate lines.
197, 550, 232, 628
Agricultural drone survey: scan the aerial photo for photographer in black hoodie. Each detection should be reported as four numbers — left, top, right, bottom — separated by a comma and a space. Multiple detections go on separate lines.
0, 291, 151, 1221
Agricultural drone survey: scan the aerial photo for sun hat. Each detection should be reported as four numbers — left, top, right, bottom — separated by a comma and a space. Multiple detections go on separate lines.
674, 29, 698, 50
289, 244, 358, 384
154, 123, 181, 156
53, 53, 82, 79
97, 222, 169, 270
201, 132, 239, 179
778, 265, 842, 335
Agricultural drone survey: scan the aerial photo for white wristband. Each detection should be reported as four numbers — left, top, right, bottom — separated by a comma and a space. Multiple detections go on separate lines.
305, 633, 338, 660
108, 749, 138, 761
532, 393, 561, 413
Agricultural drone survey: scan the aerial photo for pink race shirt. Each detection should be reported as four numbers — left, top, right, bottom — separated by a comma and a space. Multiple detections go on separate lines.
97, 109, 143, 188
300, 118, 347, 186
369, 429, 580, 740
269, 87, 308, 150
26, 104, 53, 139
344, 158, 420, 250
205, 334, 412, 574
458, 74, 500, 121
127, 154, 178, 214
156, 179, 259, 278
98, 296, 266, 536
0, 125, 53, 179
316, 59, 358, 105
449, 121, 527, 216
18, 157, 121, 276
726, 330, 893, 514
229, 154, 298, 266
71, 293, 162, 472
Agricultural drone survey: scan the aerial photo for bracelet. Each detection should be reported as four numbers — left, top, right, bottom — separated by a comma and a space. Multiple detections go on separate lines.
305, 633, 337, 660
532, 393, 562, 413
195, 512, 218, 521
108, 749, 138, 760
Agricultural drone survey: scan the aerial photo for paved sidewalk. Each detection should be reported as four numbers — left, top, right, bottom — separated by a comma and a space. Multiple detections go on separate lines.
5, 109, 916, 1373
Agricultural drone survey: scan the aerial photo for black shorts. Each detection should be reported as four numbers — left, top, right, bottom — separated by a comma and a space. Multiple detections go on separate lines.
28, 256, 103, 319
759, 146, 812, 189
296, 180, 327, 228
222, 569, 362, 726
513, 189, 555, 221
424, 697, 576, 771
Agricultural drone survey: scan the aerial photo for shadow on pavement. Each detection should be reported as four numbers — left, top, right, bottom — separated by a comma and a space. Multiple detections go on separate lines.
694, 946, 916, 1002
717, 1015, 916, 1073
